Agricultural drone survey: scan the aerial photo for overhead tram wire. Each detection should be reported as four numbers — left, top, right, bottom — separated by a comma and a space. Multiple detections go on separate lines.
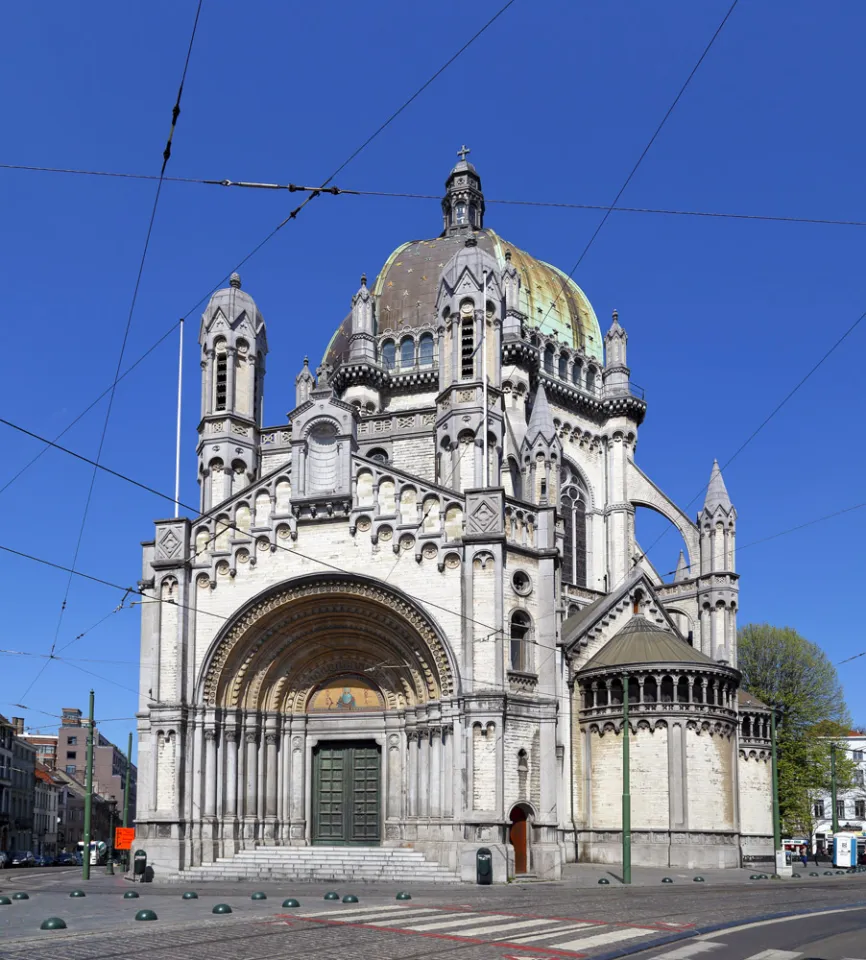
1, 0, 516, 505
7, 162, 866, 229
533, 0, 741, 342
16, 0, 205, 704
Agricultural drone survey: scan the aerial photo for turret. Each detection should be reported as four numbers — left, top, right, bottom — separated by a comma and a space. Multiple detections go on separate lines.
520, 383, 560, 505
603, 309, 629, 397
340, 274, 382, 413
197, 273, 267, 511
501, 249, 523, 339
696, 460, 738, 665
441, 145, 485, 235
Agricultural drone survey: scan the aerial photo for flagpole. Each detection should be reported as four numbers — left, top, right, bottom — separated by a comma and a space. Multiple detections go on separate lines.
174, 318, 184, 518
481, 269, 489, 487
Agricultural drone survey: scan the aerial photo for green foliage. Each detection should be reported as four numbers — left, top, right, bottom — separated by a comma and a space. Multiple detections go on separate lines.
738, 623, 855, 835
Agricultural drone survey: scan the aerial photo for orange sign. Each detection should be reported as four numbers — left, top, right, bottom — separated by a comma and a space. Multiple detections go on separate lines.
114, 827, 135, 850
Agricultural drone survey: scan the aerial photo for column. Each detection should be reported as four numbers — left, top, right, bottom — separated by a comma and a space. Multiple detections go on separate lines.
407, 732, 418, 817
226, 345, 237, 408
204, 728, 217, 818
386, 734, 402, 821
225, 729, 239, 817
442, 725, 453, 818
245, 729, 259, 817
418, 730, 429, 818
289, 721, 306, 838
429, 728, 442, 818
265, 733, 279, 818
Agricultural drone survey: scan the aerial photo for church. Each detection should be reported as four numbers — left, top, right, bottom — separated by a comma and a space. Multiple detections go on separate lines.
136, 151, 773, 881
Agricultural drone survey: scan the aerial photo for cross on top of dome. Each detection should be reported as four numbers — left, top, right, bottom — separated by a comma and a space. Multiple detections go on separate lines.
457, 144, 471, 162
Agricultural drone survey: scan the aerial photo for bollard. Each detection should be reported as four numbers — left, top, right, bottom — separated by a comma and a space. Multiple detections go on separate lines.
182, 892, 198, 900
13, 893, 30, 900
694, 876, 705, 882
343, 894, 359, 903
324, 891, 340, 901
135, 909, 158, 921
282, 898, 300, 908
661, 877, 674, 883
212, 903, 232, 914
40, 917, 68, 930
598, 878, 610, 885
251, 892, 267, 901
124, 891, 140, 899
0, 897, 12, 905
396, 892, 412, 901
69, 890, 86, 898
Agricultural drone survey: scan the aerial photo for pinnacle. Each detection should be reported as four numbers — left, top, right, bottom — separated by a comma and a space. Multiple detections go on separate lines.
525, 383, 556, 444
703, 459, 732, 512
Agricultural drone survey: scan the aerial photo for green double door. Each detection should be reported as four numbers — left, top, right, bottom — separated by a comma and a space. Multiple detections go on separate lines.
312, 741, 381, 845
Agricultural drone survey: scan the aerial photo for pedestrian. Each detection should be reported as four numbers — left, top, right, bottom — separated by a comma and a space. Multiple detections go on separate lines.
800, 846, 808, 869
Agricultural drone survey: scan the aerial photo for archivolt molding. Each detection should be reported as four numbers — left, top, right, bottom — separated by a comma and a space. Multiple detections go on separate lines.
200, 575, 456, 708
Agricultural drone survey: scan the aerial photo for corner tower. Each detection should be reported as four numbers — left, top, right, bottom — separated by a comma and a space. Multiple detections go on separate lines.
197, 273, 267, 511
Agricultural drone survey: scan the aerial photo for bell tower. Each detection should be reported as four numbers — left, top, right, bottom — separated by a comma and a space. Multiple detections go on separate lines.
197, 273, 267, 512
442, 145, 485, 236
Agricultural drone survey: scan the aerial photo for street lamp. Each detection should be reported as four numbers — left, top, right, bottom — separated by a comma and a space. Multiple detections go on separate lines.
831, 742, 839, 835
622, 671, 631, 885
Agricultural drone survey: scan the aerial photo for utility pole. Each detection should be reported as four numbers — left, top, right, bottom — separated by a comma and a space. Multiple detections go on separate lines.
770, 705, 781, 869
123, 731, 133, 870
82, 689, 95, 881
622, 671, 631, 884
831, 742, 839, 834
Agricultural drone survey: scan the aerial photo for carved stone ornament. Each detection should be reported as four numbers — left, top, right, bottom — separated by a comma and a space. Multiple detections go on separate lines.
465, 490, 504, 537
156, 524, 184, 561
265, 733, 279, 746
204, 728, 217, 742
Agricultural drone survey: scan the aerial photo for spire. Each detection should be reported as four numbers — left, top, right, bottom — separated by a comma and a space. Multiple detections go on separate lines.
525, 383, 556, 444
703, 460, 732, 513
674, 550, 689, 582
294, 356, 316, 408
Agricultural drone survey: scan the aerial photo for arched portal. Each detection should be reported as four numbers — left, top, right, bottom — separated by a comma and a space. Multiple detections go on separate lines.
195, 574, 459, 850
509, 803, 533, 874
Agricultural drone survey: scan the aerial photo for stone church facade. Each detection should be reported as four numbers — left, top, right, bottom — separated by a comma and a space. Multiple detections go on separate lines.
136, 152, 772, 880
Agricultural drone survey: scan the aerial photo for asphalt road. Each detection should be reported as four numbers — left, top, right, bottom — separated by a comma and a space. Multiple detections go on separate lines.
636, 905, 866, 960
0, 868, 864, 960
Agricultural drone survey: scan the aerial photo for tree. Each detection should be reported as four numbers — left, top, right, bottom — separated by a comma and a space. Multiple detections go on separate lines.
738, 624, 856, 836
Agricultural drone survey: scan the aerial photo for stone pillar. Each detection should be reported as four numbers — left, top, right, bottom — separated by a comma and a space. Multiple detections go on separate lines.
386, 734, 402, 821
226, 345, 237, 408
245, 729, 259, 817
429, 728, 442, 818
204, 728, 217, 818
289, 723, 306, 841
407, 732, 418, 817
225, 729, 239, 817
417, 730, 429, 818
265, 733, 279, 818
443, 725, 453, 818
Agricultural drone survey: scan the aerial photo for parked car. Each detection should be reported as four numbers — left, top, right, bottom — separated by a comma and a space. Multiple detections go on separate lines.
34, 855, 53, 867
55, 852, 77, 866
9, 850, 35, 868
0, 852, 8, 869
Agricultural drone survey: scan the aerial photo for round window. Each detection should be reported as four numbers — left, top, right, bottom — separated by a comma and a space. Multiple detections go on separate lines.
512, 570, 532, 596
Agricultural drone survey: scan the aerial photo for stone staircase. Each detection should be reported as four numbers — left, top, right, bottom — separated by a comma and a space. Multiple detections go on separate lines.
180, 845, 461, 883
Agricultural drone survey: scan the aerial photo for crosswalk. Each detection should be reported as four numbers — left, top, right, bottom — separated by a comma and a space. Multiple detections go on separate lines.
292, 902, 669, 954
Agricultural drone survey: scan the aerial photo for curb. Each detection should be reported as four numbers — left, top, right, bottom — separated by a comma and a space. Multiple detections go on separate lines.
593, 899, 866, 960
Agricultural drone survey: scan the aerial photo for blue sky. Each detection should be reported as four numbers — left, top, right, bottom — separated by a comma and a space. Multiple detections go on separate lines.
1, 0, 864, 753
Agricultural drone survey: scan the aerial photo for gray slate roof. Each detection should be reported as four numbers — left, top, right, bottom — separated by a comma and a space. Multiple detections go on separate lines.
580, 616, 717, 671
738, 689, 770, 710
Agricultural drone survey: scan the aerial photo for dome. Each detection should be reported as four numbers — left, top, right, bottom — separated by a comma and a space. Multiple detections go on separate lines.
324, 229, 601, 368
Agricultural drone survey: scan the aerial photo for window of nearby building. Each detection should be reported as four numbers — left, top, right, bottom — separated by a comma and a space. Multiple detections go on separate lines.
855, 799, 865, 819
67, 736, 77, 745
65, 765, 76, 775
66, 751, 76, 759
837, 799, 846, 818
853, 749, 864, 761
855, 768, 865, 788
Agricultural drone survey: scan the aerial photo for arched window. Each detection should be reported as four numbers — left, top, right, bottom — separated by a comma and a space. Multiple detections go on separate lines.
455, 202, 467, 225
510, 611, 532, 672
367, 448, 388, 464
644, 676, 658, 702
560, 465, 587, 587
214, 339, 228, 411
400, 337, 415, 368
460, 300, 475, 379
558, 353, 568, 379
677, 677, 689, 703
544, 344, 555, 375
586, 366, 597, 393
572, 360, 582, 385
661, 676, 674, 703
469, 203, 478, 226
419, 333, 434, 366
381, 340, 395, 370
307, 422, 338, 494
508, 457, 523, 500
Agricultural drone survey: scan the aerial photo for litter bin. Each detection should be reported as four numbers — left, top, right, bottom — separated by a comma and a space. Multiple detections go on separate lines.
133, 849, 147, 881
476, 847, 492, 885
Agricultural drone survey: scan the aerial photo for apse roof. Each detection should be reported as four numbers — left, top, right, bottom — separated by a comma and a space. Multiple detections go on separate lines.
580, 616, 717, 672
